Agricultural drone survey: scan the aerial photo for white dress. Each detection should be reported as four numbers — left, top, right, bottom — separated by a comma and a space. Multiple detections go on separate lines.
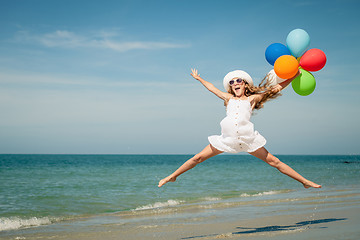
208, 97, 266, 153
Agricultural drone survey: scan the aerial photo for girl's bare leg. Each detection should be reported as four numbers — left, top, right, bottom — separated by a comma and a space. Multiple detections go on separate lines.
158, 144, 223, 187
250, 147, 321, 189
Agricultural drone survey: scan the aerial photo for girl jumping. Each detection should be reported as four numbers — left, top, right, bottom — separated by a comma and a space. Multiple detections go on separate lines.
158, 69, 321, 189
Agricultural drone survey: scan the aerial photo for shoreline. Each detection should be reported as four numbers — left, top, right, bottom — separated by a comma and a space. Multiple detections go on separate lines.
1, 155, 359, 239
1, 188, 359, 240
1, 206, 358, 240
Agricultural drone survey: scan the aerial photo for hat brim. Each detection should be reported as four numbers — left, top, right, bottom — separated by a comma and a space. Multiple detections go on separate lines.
223, 70, 253, 92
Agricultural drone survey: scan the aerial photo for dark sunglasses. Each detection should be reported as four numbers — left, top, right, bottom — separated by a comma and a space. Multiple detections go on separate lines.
229, 78, 244, 86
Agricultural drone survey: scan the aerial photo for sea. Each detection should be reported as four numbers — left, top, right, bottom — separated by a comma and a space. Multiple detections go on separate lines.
0, 154, 359, 238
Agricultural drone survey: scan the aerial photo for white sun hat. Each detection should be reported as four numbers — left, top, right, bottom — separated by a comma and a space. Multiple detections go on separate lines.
223, 70, 253, 92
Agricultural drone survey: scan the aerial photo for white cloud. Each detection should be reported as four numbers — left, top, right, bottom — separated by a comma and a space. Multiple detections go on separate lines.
40, 30, 85, 47
14, 29, 190, 52
100, 39, 190, 52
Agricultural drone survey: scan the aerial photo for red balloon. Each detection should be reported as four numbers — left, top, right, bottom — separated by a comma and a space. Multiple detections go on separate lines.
300, 48, 327, 72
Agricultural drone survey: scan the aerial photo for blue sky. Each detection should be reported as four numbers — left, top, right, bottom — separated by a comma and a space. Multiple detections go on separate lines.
0, 0, 359, 154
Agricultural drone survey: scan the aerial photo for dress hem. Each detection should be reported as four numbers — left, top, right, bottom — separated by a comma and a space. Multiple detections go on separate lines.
208, 135, 266, 154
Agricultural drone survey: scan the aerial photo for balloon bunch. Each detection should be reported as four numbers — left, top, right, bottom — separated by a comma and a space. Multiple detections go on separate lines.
265, 29, 327, 96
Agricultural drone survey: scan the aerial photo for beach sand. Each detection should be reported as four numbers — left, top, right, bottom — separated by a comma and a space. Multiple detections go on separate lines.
2, 203, 359, 240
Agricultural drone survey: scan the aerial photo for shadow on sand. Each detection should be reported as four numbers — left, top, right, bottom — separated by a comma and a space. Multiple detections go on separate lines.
233, 218, 347, 234
182, 218, 347, 239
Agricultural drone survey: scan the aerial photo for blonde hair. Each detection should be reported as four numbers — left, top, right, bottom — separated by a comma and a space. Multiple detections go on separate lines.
225, 74, 281, 110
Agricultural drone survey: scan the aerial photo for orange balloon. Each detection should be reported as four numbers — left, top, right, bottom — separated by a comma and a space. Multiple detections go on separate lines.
274, 55, 299, 79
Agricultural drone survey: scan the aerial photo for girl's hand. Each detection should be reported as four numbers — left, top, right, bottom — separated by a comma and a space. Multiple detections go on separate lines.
271, 84, 282, 94
191, 68, 202, 81
272, 68, 302, 94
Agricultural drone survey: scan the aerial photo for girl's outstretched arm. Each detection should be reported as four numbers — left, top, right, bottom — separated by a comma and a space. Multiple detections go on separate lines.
251, 70, 301, 105
191, 69, 232, 101
270, 70, 301, 94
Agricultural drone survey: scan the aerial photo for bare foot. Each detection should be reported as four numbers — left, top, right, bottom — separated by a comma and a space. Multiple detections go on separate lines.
158, 176, 176, 187
303, 180, 322, 189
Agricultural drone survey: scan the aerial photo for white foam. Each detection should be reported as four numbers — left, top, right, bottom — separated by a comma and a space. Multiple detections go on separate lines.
138, 224, 159, 229
203, 197, 221, 201
0, 217, 53, 231
135, 199, 183, 211
254, 190, 280, 196
240, 190, 281, 198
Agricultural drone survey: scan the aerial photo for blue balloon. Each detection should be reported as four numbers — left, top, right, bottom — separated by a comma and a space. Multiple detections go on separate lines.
286, 29, 310, 58
265, 43, 291, 66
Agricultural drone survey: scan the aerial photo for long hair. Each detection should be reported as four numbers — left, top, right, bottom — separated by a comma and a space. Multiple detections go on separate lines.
225, 73, 281, 110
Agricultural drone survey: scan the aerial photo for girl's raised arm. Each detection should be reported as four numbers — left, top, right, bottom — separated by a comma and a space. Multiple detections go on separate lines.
270, 70, 301, 94
191, 69, 231, 101
251, 70, 301, 107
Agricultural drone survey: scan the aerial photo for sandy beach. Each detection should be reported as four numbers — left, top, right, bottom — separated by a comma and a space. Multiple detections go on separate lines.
1, 207, 358, 240
118, 208, 359, 240
1, 187, 359, 240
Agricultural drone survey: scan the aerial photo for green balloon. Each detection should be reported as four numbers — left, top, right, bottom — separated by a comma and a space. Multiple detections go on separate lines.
291, 69, 316, 96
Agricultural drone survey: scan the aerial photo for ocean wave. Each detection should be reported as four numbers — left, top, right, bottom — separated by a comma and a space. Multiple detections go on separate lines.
0, 217, 56, 232
202, 197, 222, 201
132, 190, 289, 212
240, 190, 285, 197
135, 199, 184, 211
